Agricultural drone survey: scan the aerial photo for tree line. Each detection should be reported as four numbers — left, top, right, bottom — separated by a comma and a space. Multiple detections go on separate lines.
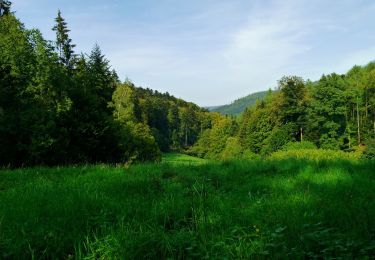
0, 7, 208, 166
190, 65, 375, 159
1, 4, 374, 167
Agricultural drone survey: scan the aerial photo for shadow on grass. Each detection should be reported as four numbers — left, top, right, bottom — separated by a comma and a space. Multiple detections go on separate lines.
0, 159, 374, 258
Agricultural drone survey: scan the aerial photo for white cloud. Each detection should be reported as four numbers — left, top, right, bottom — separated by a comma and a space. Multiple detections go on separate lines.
101, 0, 375, 106
15, 0, 374, 106
222, 6, 311, 80
99, 1, 317, 105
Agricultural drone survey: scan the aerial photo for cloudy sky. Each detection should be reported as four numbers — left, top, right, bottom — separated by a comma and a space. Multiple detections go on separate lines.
13, 0, 375, 106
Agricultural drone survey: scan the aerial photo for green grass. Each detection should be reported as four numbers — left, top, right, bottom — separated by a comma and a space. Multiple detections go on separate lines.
162, 152, 206, 165
0, 158, 374, 259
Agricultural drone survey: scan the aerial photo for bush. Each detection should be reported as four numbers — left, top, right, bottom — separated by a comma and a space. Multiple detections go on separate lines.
270, 148, 361, 161
362, 138, 375, 159
220, 137, 243, 160
242, 150, 261, 160
219, 137, 260, 160
117, 123, 161, 163
261, 123, 296, 155
282, 141, 317, 151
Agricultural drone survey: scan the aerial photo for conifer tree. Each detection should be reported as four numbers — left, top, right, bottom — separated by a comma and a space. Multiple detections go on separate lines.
52, 10, 76, 69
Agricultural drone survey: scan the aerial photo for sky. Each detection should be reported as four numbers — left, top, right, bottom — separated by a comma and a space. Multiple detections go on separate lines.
12, 0, 375, 106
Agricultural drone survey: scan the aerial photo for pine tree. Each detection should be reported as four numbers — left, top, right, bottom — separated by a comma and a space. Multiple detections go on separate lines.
52, 10, 76, 69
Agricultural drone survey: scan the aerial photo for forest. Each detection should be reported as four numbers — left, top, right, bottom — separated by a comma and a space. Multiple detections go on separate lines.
0, 8, 208, 166
1, 3, 375, 259
1, 6, 374, 167
191, 70, 375, 160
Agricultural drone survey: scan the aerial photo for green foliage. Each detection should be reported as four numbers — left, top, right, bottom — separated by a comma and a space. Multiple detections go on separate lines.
362, 138, 375, 159
278, 76, 307, 125
189, 114, 238, 159
111, 81, 207, 153
3, 9, 374, 166
307, 73, 347, 149
0, 159, 374, 258
261, 123, 297, 155
282, 141, 317, 151
0, 12, 208, 166
220, 137, 243, 159
197, 63, 375, 159
127, 123, 161, 162
239, 97, 279, 153
270, 149, 362, 161
161, 153, 206, 165
52, 10, 76, 68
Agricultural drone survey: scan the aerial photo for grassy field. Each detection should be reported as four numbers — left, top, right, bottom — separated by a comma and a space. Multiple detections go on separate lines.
0, 157, 374, 258
161, 152, 206, 165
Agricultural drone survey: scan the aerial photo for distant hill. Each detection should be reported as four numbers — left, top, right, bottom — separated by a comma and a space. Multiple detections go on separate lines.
209, 90, 269, 115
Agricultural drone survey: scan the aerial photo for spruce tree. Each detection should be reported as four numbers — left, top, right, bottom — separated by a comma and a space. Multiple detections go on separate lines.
52, 10, 76, 69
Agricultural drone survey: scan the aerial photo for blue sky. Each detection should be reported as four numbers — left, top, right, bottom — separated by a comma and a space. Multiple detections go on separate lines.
13, 0, 375, 106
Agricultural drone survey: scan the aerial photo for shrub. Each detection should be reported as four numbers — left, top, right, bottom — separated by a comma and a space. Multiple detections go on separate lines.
220, 137, 243, 160
219, 137, 261, 160
242, 150, 261, 160
362, 138, 375, 159
282, 141, 317, 151
118, 123, 161, 163
261, 123, 296, 155
270, 148, 361, 161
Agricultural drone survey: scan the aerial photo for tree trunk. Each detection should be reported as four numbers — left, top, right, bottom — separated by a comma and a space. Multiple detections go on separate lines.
346, 111, 351, 149
357, 98, 361, 145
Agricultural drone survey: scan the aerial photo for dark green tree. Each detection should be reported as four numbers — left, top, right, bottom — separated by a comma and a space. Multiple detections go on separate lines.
52, 10, 76, 69
278, 76, 307, 141
307, 74, 347, 149
0, 14, 35, 165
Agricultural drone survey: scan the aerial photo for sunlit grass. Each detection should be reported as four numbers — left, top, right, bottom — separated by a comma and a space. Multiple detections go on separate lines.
0, 158, 374, 258
161, 152, 206, 165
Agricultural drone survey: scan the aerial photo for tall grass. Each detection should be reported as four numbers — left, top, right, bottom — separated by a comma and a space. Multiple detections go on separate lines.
270, 148, 362, 161
161, 153, 206, 165
0, 159, 374, 258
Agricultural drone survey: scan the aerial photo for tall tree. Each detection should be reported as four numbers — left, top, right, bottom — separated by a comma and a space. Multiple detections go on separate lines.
0, 14, 35, 165
307, 74, 347, 149
278, 76, 307, 141
52, 10, 76, 69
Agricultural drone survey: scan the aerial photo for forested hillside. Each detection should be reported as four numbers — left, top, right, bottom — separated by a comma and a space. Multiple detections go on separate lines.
191, 70, 375, 159
0, 8, 209, 166
209, 90, 268, 115
1, 3, 374, 167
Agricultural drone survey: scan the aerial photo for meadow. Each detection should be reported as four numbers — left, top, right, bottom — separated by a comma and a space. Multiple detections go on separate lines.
0, 156, 374, 259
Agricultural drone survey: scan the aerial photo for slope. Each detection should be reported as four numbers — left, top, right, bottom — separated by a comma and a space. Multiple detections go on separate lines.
209, 90, 269, 115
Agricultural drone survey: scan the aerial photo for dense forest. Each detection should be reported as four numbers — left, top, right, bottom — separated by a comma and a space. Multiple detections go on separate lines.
1, 3, 374, 167
191, 69, 375, 159
0, 6, 209, 166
